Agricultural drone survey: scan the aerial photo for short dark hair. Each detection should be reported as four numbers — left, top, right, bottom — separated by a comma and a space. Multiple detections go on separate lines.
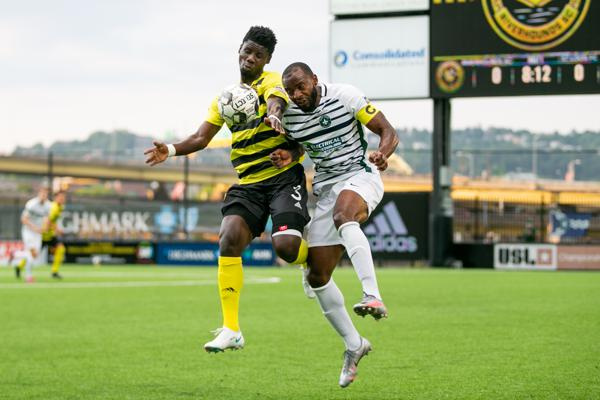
283, 62, 314, 77
242, 26, 277, 55
54, 190, 66, 196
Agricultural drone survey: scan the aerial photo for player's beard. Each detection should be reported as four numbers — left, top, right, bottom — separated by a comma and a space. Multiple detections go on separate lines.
298, 87, 319, 112
240, 68, 260, 83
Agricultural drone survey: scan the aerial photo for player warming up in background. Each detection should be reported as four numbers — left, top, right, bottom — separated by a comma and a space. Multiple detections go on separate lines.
13, 186, 51, 283
144, 27, 309, 353
270, 62, 399, 387
42, 190, 67, 279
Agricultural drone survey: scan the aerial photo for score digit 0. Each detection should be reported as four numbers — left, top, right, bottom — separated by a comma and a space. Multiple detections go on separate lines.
574, 64, 585, 82
492, 66, 502, 85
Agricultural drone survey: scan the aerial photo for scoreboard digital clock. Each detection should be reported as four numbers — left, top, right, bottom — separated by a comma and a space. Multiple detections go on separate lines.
430, 0, 600, 97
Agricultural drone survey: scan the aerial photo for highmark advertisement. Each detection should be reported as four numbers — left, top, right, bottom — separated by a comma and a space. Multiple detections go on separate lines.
155, 242, 275, 267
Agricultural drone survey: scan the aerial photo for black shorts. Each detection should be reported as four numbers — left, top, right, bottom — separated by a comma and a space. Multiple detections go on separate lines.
222, 164, 310, 238
42, 237, 61, 253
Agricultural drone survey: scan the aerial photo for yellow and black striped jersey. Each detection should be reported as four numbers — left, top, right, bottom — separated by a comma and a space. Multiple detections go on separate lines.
205, 70, 304, 185
42, 201, 64, 241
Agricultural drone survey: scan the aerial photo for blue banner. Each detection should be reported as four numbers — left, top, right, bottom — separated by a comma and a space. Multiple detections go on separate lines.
156, 242, 275, 266
550, 210, 591, 239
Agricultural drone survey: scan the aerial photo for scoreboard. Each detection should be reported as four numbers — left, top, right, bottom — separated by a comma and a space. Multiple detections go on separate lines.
430, 0, 600, 97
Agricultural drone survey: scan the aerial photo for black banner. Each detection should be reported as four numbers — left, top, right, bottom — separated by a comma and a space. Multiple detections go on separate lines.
362, 192, 429, 261
64, 241, 155, 265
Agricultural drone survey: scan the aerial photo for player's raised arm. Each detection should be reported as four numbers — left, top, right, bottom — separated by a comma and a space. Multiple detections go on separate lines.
144, 121, 221, 166
365, 111, 399, 172
264, 94, 287, 134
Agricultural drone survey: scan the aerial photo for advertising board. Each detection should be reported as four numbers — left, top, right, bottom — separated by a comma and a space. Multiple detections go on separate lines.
330, 0, 429, 14
155, 242, 275, 267
363, 192, 429, 261
330, 16, 429, 99
431, 0, 600, 97
494, 243, 557, 270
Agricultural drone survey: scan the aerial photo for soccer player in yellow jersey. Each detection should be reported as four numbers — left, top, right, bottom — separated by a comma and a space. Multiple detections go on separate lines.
144, 26, 309, 352
42, 190, 67, 279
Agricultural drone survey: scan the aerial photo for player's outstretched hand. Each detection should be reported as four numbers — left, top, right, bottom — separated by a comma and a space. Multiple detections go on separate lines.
369, 151, 388, 171
144, 141, 169, 166
265, 115, 285, 134
269, 149, 293, 169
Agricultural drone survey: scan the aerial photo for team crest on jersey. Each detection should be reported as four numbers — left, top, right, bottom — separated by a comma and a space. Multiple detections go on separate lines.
319, 115, 332, 128
482, 0, 590, 51
435, 61, 464, 93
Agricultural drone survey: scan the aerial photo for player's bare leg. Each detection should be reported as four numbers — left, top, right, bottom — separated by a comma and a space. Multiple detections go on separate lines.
307, 245, 371, 387
272, 229, 313, 298
333, 190, 387, 320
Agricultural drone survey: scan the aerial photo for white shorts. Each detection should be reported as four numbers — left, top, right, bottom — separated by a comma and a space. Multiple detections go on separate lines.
307, 170, 384, 247
22, 228, 42, 253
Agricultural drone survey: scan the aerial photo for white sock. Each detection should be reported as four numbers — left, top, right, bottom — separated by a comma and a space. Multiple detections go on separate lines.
11, 250, 26, 266
24, 252, 33, 279
312, 279, 362, 351
338, 221, 382, 300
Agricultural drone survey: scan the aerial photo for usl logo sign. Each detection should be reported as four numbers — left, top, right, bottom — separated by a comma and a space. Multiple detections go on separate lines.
364, 201, 417, 253
494, 244, 557, 270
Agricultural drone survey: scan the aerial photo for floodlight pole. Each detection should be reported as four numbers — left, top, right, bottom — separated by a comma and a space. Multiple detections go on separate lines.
430, 98, 453, 266
183, 155, 189, 239
48, 151, 54, 199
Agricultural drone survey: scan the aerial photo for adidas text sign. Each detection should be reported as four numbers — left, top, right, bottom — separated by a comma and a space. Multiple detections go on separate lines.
361, 193, 429, 261
365, 202, 418, 253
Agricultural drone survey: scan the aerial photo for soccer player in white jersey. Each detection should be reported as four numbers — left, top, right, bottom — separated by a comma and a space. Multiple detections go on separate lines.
13, 186, 51, 283
270, 62, 399, 387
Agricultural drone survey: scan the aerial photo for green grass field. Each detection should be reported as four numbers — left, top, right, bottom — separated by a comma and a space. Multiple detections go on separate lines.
1, 265, 599, 399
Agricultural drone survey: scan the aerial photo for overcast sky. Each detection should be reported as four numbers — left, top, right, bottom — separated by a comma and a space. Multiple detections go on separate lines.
0, 0, 598, 154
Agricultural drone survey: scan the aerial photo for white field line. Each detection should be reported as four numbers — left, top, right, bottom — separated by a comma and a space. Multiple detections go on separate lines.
28, 272, 218, 278
0, 277, 281, 290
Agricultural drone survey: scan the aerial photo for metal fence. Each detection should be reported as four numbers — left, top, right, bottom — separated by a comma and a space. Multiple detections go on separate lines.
3, 188, 600, 246
453, 193, 600, 244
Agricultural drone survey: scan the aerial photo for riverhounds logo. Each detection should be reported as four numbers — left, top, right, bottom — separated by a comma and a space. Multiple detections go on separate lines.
482, 0, 591, 51
364, 202, 417, 253
435, 61, 464, 93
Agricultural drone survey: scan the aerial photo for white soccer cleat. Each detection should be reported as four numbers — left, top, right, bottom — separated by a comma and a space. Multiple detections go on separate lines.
339, 337, 372, 388
204, 327, 244, 353
353, 295, 388, 320
301, 265, 316, 299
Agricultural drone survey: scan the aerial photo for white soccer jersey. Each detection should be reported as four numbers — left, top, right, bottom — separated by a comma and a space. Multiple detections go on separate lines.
22, 197, 50, 232
283, 82, 381, 195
